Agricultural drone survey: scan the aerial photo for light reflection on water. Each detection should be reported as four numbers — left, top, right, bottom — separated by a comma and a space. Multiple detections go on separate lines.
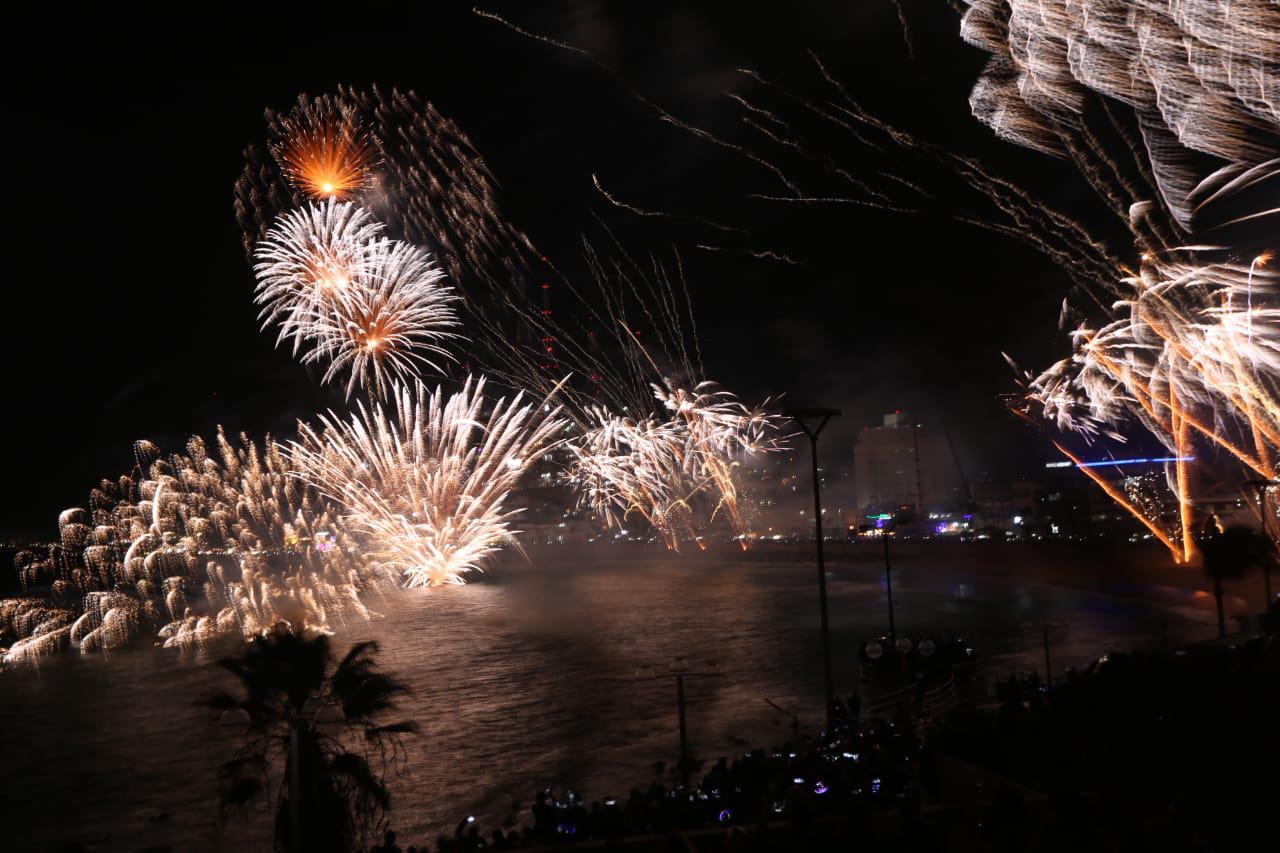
2, 545, 1221, 850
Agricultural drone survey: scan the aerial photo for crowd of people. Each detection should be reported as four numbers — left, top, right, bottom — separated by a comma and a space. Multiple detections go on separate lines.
929, 631, 1277, 851
371, 715, 917, 851
360, 617, 1276, 852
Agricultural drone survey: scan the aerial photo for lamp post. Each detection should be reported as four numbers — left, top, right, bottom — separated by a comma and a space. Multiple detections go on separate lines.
635, 659, 722, 788
673, 660, 690, 786
1245, 479, 1278, 604
785, 407, 841, 730
882, 517, 896, 644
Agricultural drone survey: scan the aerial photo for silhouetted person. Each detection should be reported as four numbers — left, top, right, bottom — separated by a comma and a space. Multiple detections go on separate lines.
372, 829, 402, 853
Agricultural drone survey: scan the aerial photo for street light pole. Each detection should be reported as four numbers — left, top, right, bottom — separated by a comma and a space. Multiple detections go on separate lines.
1246, 479, 1278, 605
635, 659, 719, 789
785, 407, 841, 731
883, 520, 896, 644
675, 672, 689, 787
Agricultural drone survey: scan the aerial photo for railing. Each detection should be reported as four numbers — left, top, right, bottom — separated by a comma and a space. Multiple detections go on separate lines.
920, 674, 958, 718
859, 674, 956, 722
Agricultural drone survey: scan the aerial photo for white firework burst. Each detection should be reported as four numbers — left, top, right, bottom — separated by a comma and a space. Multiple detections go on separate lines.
301, 238, 462, 398
1, 431, 393, 667
253, 199, 384, 354
253, 200, 462, 397
565, 379, 785, 547
288, 377, 566, 587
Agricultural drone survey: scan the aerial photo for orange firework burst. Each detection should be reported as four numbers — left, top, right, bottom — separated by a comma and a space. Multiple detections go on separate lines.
273, 96, 381, 200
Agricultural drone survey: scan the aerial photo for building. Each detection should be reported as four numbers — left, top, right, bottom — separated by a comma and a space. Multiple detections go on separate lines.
853, 412, 963, 520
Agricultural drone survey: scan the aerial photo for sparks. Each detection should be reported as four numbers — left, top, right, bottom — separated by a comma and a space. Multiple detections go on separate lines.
288, 377, 567, 588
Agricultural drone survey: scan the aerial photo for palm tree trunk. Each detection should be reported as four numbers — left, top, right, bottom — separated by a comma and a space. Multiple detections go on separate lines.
1214, 576, 1226, 638
290, 723, 302, 853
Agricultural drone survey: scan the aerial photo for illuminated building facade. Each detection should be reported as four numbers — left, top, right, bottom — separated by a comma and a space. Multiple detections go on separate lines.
853, 412, 962, 519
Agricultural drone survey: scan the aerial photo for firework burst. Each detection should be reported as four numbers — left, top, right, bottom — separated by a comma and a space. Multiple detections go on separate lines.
253, 200, 462, 397
565, 407, 692, 543
239, 85, 789, 544
272, 94, 382, 201
1, 432, 392, 668
300, 238, 462, 398
289, 377, 567, 587
481, 4, 1277, 561
253, 199, 385, 354
966, 0, 1280, 560
565, 380, 784, 548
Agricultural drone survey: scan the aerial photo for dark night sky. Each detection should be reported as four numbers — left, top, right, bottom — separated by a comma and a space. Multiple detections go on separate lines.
5, 3, 1102, 538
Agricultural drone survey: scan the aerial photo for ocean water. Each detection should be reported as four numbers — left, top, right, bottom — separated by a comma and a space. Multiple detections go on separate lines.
2, 542, 1226, 850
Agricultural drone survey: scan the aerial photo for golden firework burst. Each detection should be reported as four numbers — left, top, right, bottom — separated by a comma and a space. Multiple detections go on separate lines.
273, 97, 381, 200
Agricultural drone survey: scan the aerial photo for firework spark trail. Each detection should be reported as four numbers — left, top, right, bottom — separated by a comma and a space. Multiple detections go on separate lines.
238, 84, 789, 543
1050, 439, 1183, 556
478, 4, 1277, 560
564, 406, 695, 545
1028, 254, 1280, 452
967, 0, 1280, 557
591, 173, 749, 235
958, 0, 1279, 225
541, 233, 790, 546
565, 379, 786, 548
655, 378, 787, 543
476, 9, 1130, 303
273, 94, 383, 201
474, 8, 806, 199
2, 432, 393, 667
288, 377, 567, 587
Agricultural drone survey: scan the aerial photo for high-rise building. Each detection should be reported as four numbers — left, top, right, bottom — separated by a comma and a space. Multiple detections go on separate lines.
853, 412, 961, 517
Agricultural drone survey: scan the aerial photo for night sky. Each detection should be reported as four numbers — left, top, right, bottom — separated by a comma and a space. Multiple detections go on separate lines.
6, 3, 1103, 538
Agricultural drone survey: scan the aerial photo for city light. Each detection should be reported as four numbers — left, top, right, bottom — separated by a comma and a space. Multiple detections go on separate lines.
1045, 456, 1198, 470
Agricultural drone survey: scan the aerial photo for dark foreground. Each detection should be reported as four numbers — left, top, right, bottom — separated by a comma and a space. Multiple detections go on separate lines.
2, 541, 1263, 850
427, 617, 1279, 852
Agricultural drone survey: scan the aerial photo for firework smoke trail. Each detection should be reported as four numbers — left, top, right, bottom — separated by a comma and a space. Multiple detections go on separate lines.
254, 200, 462, 398
2, 433, 393, 668
288, 377, 567, 588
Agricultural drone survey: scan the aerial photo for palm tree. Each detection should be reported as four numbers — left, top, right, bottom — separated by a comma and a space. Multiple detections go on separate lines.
206, 626, 418, 853
1200, 525, 1277, 638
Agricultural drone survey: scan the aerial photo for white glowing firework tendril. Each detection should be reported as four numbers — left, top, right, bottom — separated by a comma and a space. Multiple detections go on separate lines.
565, 380, 785, 548
301, 238, 462, 398
289, 377, 567, 588
254, 200, 462, 398
962, 0, 1280, 560
2, 433, 393, 667
254, 199, 384, 354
